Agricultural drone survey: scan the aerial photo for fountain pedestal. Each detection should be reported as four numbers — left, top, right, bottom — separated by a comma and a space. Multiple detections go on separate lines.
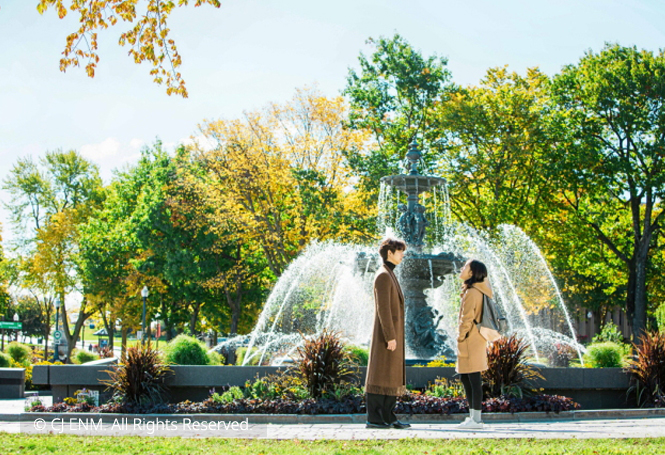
358, 140, 465, 359
400, 253, 460, 359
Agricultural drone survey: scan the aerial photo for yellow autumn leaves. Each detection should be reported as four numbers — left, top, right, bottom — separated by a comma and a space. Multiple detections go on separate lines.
187, 87, 374, 278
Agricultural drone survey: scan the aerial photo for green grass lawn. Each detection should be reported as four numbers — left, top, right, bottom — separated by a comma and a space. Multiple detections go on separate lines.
110, 336, 167, 348
3, 435, 665, 454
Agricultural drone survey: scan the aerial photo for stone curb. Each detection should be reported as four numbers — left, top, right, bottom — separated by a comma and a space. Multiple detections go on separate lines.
3, 409, 665, 424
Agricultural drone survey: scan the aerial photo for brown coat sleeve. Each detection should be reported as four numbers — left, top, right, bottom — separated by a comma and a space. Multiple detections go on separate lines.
457, 288, 481, 343
374, 273, 396, 342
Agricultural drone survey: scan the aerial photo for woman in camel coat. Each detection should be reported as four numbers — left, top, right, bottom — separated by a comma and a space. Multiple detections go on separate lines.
456, 259, 493, 429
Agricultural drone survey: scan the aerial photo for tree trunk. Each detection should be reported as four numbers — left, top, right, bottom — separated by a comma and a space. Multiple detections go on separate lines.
100, 310, 114, 351
43, 335, 49, 361
65, 300, 92, 361
162, 298, 173, 341
626, 261, 636, 324
189, 302, 201, 335
41, 301, 51, 361
121, 326, 128, 358
632, 233, 652, 341
224, 282, 242, 336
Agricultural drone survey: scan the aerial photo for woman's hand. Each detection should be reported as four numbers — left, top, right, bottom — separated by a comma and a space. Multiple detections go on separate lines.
387, 339, 397, 351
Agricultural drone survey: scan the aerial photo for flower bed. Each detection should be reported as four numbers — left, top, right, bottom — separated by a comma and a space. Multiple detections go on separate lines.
27, 392, 579, 415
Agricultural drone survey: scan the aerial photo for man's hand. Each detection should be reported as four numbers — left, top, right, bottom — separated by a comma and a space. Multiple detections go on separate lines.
387, 339, 397, 351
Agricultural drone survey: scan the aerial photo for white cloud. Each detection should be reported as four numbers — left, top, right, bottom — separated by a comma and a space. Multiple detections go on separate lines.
78, 137, 149, 183
181, 134, 217, 152
129, 138, 144, 150
80, 137, 121, 160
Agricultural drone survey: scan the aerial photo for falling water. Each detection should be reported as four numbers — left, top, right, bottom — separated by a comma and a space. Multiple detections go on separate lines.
428, 259, 434, 289
493, 225, 585, 364
214, 181, 583, 365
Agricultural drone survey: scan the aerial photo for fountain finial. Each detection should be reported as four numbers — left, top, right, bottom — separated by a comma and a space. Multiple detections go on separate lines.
406, 140, 422, 175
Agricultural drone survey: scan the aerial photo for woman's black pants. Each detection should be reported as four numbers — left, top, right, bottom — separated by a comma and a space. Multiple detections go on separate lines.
459, 372, 482, 410
366, 393, 397, 424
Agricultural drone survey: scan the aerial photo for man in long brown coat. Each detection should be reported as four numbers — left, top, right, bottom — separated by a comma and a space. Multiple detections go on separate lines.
365, 238, 410, 429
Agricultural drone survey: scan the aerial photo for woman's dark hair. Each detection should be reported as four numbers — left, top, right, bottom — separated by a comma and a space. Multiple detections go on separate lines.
378, 238, 406, 262
463, 259, 488, 288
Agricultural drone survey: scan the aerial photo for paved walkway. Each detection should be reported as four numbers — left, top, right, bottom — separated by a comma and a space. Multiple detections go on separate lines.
2, 418, 665, 439
2, 397, 665, 439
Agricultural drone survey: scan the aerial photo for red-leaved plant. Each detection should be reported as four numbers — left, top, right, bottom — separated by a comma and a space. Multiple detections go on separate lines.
102, 341, 172, 406
483, 334, 543, 399
626, 330, 665, 407
293, 330, 356, 399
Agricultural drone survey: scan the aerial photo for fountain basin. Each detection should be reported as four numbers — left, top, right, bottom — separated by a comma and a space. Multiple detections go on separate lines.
380, 174, 446, 195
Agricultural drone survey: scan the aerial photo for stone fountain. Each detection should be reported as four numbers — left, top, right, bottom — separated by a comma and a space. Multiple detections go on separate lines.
356, 141, 464, 359
217, 142, 585, 367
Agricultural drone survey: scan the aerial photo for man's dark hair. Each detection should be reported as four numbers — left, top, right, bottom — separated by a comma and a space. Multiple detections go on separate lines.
379, 238, 407, 262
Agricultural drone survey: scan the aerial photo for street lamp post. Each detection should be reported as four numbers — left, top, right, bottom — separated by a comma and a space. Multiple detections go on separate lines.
141, 286, 149, 344
13, 313, 19, 342
53, 298, 61, 362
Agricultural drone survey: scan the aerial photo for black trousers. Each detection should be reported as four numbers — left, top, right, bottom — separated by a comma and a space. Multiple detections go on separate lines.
459, 372, 482, 410
366, 393, 397, 424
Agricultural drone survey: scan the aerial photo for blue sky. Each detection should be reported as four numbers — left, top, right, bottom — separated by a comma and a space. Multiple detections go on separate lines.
1, 0, 664, 247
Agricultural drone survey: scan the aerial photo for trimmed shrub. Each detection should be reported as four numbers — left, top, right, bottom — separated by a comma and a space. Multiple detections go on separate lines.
345, 345, 369, 366
243, 373, 310, 401
483, 334, 544, 398
73, 349, 100, 364
164, 335, 210, 365
583, 342, 625, 368
101, 340, 172, 406
207, 351, 224, 365
0, 352, 12, 367
235, 347, 266, 366
6, 342, 32, 365
547, 343, 578, 367
592, 322, 625, 344
293, 330, 356, 399
626, 330, 665, 407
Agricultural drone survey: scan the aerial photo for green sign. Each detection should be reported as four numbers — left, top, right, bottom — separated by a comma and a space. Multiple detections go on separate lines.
53, 330, 63, 340
0, 321, 22, 330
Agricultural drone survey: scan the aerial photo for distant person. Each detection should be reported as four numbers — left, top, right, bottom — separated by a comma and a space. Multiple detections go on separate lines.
365, 238, 410, 430
88, 343, 93, 352
456, 259, 492, 429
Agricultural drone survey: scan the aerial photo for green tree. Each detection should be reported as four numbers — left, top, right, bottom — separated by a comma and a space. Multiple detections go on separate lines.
2, 150, 104, 359
13, 295, 50, 341
550, 44, 665, 339
79, 143, 249, 349
344, 33, 453, 193
194, 88, 373, 278
78, 183, 137, 353
10, 255, 57, 359
0, 225, 11, 318
534, 207, 630, 329
435, 66, 559, 231
174, 147, 272, 335
79, 145, 176, 354
432, 66, 624, 320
